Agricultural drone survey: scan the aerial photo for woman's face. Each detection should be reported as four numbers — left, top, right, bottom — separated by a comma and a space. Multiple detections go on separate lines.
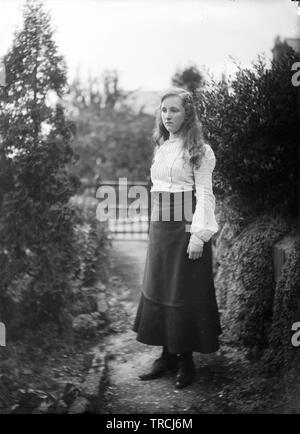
161, 95, 185, 135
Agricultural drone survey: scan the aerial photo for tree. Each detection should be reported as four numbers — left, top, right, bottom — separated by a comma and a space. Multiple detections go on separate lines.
67, 75, 155, 184
0, 0, 79, 332
171, 64, 205, 95
102, 69, 124, 111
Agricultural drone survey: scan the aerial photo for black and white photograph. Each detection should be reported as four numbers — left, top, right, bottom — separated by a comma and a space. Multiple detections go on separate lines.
0, 0, 300, 418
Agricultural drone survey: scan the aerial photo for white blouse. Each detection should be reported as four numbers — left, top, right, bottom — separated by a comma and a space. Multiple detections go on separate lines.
150, 138, 219, 247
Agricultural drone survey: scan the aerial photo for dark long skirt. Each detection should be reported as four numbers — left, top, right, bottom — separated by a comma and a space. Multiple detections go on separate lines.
132, 191, 222, 354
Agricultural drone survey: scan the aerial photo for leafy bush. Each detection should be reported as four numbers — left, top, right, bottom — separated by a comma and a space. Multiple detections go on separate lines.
197, 48, 299, 218
72, 202, 111, 287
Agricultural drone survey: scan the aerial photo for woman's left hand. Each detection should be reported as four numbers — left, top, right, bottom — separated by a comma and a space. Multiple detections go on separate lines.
187, 240, 203, 260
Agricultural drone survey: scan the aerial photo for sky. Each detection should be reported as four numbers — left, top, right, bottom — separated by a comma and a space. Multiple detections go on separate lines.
0, 0, 299, 91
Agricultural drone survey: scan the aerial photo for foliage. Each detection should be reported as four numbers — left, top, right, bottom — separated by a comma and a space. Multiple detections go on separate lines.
217, 211, 293, 357
171, 64, 205, 95
72, 202, 111, 287
197, 49, 299, 217
0, 0, 80, 332
210, 44, 299, 365
263, 237, 300, 373
67, 74, 155, 184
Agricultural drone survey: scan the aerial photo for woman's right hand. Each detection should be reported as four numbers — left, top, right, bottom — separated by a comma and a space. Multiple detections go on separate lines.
187, 239, 204, 260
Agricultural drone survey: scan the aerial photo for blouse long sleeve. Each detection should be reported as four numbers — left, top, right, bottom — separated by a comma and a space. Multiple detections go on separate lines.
189, 145, 219, 247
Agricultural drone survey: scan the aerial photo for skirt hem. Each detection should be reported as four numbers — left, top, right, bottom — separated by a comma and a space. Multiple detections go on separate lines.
132, 292, 222, 355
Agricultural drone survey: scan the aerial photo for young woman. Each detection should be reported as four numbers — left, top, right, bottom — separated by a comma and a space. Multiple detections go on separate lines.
132, 87, 221, 389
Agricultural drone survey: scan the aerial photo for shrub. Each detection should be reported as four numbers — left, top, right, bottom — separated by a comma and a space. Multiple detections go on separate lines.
198, 48, 299, 218
72, 201, 111, 287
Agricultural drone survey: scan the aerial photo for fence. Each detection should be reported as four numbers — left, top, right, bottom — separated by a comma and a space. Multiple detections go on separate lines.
76, 179, 152, 241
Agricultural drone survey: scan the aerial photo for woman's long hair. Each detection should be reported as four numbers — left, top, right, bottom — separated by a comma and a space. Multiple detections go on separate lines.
152, 87, 205, 169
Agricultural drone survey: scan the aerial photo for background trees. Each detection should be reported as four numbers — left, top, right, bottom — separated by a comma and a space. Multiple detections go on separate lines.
67, 71, 156, 185
171, 64, 205, 96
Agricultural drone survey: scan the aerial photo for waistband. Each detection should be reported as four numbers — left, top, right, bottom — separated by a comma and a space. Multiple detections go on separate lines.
150, 190, 195, 197
150, 190, 196, 223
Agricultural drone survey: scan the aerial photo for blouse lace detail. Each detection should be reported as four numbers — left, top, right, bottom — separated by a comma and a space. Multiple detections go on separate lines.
150, 139, 219, 244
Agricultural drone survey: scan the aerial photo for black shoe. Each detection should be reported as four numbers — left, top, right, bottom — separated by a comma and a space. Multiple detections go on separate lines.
139, 350, 178, 381
175, 353, 195, 389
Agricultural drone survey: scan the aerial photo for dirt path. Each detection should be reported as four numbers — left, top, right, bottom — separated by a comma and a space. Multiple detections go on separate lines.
100, 240, 262, 414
